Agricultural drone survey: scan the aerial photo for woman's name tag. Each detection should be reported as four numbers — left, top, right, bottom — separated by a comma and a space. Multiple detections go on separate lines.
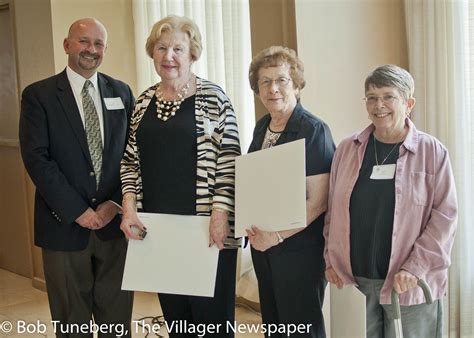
370, 164, 396, 180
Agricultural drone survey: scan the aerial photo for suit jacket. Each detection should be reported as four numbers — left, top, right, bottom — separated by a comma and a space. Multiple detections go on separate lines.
19, 69, 134, 251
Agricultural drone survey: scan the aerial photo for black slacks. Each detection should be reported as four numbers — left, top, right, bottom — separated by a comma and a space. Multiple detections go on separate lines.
42, 232, 133, 338
251, 232, 327, 338
158, 248, 237, 338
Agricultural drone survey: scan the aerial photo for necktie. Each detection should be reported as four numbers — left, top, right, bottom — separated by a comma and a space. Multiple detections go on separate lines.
82, 80, 103, 189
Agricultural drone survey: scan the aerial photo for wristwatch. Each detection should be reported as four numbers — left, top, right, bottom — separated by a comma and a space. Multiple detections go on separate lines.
276, 231, 284, 243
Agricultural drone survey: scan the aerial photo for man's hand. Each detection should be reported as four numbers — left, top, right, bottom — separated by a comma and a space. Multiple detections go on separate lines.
96, 201, 120, 229
75, 208, 102, 229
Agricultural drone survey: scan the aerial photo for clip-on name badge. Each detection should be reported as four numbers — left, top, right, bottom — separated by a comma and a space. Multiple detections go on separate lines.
370, 164, 396, 180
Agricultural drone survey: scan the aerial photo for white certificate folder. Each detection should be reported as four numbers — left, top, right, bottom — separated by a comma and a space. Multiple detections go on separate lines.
121, 213, 219, 297
330, 285, 366, 337
234, 139, 306, 237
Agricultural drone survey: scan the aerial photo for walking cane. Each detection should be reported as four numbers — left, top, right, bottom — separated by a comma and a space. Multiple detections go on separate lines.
391, 279, 433, 338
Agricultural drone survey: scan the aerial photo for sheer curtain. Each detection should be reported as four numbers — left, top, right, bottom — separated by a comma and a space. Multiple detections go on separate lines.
404, 1, 474, 337
131, 0, 255, 151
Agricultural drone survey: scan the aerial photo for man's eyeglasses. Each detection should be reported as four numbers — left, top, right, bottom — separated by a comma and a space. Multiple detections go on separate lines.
363, 95, 399, 106
258, 77, 291, 89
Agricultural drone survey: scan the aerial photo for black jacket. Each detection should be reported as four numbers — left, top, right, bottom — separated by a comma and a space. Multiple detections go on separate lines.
19, 69, 134, 251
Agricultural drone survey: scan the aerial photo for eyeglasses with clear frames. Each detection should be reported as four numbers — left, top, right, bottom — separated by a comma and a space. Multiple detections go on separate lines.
258, 77, 291, 89
363, 94, 399, 106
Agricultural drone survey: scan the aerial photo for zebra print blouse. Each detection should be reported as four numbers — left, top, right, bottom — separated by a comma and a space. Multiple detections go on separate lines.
120, 77, 242, 248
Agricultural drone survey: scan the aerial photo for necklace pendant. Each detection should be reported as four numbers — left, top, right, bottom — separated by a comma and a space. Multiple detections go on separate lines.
154, 77, 192, 121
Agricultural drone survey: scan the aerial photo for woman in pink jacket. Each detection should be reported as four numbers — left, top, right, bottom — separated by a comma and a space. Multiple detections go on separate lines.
324, 64, 457, 338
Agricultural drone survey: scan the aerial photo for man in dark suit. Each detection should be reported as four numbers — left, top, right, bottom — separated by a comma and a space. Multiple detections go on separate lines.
19, 18, 134, 337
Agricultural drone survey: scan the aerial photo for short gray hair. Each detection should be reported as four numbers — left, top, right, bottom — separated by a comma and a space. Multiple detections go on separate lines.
364, 64, 415, 100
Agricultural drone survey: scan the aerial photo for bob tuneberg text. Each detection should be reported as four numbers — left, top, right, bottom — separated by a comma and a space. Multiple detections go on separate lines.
134, 319, 313, 336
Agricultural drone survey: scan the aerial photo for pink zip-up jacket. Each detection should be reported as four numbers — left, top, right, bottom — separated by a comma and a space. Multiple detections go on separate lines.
324, 118, 457, 305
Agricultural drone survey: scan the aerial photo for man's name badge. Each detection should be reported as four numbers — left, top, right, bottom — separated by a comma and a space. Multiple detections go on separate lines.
370, 164, 396, 180
104, 97, 125, 110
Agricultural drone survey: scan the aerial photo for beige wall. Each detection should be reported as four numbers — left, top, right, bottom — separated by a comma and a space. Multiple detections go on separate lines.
296, 0, 408, 144
11, 0, 56, 92
0, 0, 56, 284
0, 7, 33, 278
249, 0, 297, 120
0, 7, 20, 141
51, 0, 137, 94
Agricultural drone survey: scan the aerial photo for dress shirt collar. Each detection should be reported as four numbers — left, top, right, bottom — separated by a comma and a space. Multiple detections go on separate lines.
66, 66, 99, 93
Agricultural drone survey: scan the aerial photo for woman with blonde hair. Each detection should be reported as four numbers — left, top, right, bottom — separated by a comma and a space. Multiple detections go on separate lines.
120, 15, 241, 337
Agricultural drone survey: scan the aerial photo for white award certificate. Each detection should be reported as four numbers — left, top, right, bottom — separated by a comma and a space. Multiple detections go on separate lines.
121, 213, 219, 297
234, 139, 307, 237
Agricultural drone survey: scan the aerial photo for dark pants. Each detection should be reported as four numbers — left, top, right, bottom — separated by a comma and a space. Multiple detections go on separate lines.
158, 249, 237, 338
251, 233, 327, 338
42, 232, 133, 338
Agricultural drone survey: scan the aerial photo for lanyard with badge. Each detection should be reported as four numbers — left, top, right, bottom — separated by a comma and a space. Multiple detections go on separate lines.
370, 135, 400, 180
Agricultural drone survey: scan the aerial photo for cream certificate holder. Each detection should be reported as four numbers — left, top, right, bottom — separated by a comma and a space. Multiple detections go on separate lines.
121, 213, 219, 297
329, 284, 366, 337
234, 139, 307, 238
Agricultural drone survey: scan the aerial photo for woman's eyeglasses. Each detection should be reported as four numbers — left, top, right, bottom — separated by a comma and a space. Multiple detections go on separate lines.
363, 95, 399, 106
258, 77, 291, 89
